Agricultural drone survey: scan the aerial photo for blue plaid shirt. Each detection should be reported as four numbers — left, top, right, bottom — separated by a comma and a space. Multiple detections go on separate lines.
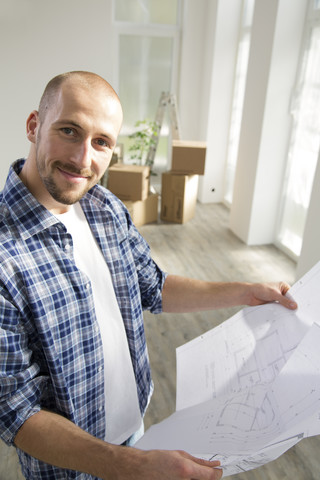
0, 159, 166, 479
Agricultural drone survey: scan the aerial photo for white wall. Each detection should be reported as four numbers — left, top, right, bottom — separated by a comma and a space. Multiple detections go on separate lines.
178, 0, 217, 142
198, 0, 243, 203
0, 0, 115, 189
177, 0, 244, 203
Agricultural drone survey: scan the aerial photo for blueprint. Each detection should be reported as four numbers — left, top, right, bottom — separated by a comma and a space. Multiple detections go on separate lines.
136, 262, 320, 477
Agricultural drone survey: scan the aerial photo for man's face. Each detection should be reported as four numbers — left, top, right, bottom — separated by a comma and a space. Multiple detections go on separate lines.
29, 82, 122, 212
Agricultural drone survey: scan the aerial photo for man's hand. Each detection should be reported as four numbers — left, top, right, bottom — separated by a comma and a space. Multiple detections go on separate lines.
246, 281, 297, 309
112, 448, 223, 480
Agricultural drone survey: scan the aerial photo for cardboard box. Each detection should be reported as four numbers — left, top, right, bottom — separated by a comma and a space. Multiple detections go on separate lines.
124, 193, 159, 227
107, 164, 150, 201
161, 172, 199, 224
171, 140, 206, 175
99, 154, 119, 188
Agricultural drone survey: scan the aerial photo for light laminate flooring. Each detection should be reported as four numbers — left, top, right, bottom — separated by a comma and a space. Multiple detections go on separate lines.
139, 202, 319, 480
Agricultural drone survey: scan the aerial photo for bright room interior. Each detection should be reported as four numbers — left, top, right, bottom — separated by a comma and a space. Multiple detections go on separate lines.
0, 1, 319, 479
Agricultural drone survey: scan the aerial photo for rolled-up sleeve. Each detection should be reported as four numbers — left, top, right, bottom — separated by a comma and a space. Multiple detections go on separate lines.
0, 293, 44, 446
137, 256, 167, 314
127, 221, 167, 314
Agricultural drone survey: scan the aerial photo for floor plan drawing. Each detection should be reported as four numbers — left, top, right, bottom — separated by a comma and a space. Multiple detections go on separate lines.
216, 390, 275, 432
175, 259, 320, 412
136, 262, 320, 477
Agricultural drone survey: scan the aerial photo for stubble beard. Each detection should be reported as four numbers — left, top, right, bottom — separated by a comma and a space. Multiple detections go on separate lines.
36, 155, 97, 206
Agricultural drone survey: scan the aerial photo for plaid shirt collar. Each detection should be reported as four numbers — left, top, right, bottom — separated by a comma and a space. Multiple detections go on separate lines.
2, 159, 60, 240
2, 159, 120, 241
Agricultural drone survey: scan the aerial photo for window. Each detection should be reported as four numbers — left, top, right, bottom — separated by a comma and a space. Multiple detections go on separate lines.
276, 2, 320, 258
114, 0, 179, 25
114, 0, 181, 170
118, 35, 173, 126
223, 0, 255, 206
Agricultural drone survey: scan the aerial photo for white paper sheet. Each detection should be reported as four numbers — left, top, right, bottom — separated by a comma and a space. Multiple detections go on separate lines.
136, 262, 320, 477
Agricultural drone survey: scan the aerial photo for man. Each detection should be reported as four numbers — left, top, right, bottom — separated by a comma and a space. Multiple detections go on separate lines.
0, 71, 297, 480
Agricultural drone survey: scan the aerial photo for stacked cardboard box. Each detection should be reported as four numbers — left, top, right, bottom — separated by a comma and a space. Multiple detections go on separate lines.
106, 141, 206, 226
123, 192, 159, 227
107, 164, 158, 226
107, 164, 150, 201
161, 173, 199, 224
171, 140, 206, 175
161, 141, 207, 224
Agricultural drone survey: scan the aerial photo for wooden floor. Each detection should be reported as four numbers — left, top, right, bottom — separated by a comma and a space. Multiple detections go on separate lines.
139, 202, 320, 480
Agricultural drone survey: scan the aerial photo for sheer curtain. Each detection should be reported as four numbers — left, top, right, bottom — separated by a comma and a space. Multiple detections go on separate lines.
277, 7, 320, 258
223, 0, 255, 206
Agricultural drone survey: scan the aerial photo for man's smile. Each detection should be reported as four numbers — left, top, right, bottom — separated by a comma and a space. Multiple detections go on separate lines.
56, 165, 93, 183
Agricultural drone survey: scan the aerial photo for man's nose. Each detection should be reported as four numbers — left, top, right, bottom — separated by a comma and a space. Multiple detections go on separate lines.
71, 139, 92, 169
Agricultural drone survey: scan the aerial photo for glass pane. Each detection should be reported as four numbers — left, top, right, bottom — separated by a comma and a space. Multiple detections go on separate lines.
277, 26, 320, 257
114, 0, 179, 25
242, 0, 255, 28
223, 0, 255, 205
224, 31, 252, 204
119, 35, 173, 128
118, 34, 173, 168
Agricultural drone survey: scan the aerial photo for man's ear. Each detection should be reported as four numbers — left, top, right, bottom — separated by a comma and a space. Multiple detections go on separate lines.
26, 110, 40, 144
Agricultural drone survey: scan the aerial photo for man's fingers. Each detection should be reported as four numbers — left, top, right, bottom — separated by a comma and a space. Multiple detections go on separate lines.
278, 282, 298, 309
179, 451, 223, 479
251, 282, 298, 309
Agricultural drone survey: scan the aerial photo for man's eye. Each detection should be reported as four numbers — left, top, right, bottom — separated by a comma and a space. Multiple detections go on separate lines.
61, 128, 74, 136
96, 138, 109, 147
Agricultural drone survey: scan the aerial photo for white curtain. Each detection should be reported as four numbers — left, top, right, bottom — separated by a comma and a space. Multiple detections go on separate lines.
277, 24, 320, 257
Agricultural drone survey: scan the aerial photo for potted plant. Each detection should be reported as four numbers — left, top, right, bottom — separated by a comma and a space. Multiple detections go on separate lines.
128, 119, 159, 173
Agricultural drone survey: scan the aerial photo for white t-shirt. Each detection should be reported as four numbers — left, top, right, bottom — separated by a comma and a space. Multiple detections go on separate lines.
55, 203, 141, 444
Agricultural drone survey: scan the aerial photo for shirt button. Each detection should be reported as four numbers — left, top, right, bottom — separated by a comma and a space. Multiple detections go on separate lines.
64, 243, 71, 251
85, 283, 90, 290
98, 366, 103, 372
98, 406, 103, 412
